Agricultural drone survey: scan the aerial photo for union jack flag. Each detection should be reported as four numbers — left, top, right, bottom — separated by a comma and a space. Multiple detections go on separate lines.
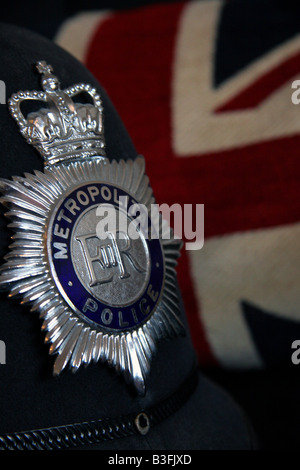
55, 0, 300, 370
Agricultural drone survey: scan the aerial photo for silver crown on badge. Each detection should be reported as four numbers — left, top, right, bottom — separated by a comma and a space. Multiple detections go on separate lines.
8, 61, 105, 166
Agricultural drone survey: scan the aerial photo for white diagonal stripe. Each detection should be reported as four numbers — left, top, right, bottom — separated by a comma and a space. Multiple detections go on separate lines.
188, 222, 300, 367
173, 0, 300, 155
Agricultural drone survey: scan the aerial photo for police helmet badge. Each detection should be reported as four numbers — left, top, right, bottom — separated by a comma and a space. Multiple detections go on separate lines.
0, 62, 184, 394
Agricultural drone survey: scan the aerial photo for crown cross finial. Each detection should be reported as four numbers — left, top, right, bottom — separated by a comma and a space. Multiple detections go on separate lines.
36, 61, 53, 75
8, 61, 105, 167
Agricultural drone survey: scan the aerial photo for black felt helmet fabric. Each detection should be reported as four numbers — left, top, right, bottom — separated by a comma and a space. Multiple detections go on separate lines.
0, 23, 255, 450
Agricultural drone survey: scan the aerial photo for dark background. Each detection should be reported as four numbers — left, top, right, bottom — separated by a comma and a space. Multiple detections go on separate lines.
0, 0, 179, 38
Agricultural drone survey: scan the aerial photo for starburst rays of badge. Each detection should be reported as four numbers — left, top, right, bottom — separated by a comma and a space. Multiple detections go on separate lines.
0, 156, 184, 394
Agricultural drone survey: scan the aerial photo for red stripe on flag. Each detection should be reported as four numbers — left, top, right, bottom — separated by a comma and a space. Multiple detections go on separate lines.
155, 135, 300, 238
215, 51, 300, 111
86, 2, 217, 365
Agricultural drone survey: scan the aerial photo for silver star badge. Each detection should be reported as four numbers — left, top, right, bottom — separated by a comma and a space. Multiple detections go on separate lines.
0, 62, 184, 394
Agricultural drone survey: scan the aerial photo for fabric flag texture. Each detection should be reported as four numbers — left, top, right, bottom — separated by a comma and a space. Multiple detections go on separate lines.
55, 0, 300, 370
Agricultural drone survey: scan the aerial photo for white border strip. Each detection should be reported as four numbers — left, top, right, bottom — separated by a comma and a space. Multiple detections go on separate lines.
55, 11, 112, 63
